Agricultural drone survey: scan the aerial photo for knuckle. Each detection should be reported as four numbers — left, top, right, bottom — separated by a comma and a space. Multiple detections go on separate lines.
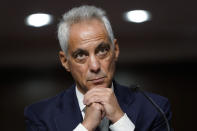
109, 89, 113, 94
107, 88, 113, 94
92, 103, 100, 110
106, 88, 111, 92
86, 99, 90, 104
103, 97, 108, 102
92, 95, 97, 101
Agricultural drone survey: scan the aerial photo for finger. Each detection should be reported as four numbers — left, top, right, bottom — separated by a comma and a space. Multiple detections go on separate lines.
91, 102, 104, 113
84, 88, 112, 104
97, 103, 105, 118
101, 109, 105, 119
84, 92, 112, 106
85, 95, 100, 106
84, 92, 104, 105
84, 93, 109, 106
87, 97, 109, 109
87, 95, 106, 106
84, 92, 113, 106
101, 110, 106, 119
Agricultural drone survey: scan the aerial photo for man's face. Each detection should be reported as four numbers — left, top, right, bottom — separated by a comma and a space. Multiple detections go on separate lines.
59, 19, 119, 94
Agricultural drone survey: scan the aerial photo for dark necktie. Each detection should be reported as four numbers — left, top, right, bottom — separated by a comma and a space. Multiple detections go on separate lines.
94, 117, 110, 131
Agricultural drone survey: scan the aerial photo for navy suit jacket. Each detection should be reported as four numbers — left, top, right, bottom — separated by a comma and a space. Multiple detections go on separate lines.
24, 82, 173, 131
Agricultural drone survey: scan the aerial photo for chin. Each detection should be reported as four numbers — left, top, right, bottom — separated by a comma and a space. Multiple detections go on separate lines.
87, 82, 107, 89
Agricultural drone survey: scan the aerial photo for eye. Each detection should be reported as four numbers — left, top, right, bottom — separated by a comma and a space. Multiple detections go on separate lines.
75, 52, 87, 60
97, 45, 110, 57
72, 49, 88, 62
98, 47, 108, 55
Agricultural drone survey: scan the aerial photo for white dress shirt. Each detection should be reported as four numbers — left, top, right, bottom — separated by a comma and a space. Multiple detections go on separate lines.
73, 83, 135, 131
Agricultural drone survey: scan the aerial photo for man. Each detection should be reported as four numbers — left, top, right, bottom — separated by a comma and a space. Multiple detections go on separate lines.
24, 5, 172, 131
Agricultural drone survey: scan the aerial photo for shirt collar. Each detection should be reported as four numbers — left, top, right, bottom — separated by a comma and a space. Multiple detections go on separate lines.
75, 83, 114, 112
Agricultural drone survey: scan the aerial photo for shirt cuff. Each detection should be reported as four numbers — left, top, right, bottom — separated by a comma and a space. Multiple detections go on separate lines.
73, 123, 88, 131
109, 113, 135, 131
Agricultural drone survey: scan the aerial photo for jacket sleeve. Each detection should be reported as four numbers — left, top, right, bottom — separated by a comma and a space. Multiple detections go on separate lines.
151, 99, 173, 131
24, 106, 47, 131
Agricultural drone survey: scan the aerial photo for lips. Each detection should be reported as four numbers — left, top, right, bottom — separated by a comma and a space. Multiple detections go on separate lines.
88, 77, 105, 84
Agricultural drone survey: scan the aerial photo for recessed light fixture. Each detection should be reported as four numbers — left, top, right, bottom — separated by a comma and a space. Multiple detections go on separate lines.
25, 13, 53, 27
124, 10, 151, 23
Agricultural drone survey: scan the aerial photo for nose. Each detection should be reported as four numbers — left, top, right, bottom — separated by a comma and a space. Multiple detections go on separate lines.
88, 55, 100, 73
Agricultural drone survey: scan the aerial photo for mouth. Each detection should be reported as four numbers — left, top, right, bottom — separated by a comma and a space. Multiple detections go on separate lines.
87, 77, 105, 84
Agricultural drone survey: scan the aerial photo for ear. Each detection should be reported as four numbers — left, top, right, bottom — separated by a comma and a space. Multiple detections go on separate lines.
59, 51, 70, 72
113, 39, 119, 61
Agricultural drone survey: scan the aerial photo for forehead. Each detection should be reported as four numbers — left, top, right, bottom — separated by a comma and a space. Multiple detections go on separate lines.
68, 19, 109, 51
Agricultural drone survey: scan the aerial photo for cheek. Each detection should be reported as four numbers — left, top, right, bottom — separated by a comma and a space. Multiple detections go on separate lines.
69, 62, 87, 81
103, 55, 116, 75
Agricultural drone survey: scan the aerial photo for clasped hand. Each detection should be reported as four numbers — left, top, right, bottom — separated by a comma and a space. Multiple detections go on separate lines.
82, 87, 124, 131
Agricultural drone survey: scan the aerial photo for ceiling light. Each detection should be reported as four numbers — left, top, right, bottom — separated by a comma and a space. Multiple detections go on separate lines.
124, 10, 151, 23
25, 13, 53, 27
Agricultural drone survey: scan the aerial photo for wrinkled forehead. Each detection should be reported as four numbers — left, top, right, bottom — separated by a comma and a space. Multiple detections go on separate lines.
68, 19, 109, 46
69, 19, 107, 35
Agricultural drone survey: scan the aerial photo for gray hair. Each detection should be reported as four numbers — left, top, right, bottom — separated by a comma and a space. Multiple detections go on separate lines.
57, 5, 114, 54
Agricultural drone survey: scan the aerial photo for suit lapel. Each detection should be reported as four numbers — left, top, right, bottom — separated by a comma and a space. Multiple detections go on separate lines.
55, 85, 83, 131
113, 82, 135, 111
113, 81, 136, 123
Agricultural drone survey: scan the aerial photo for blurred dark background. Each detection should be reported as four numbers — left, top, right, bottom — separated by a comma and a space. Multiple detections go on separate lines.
1, 0, 197, 130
